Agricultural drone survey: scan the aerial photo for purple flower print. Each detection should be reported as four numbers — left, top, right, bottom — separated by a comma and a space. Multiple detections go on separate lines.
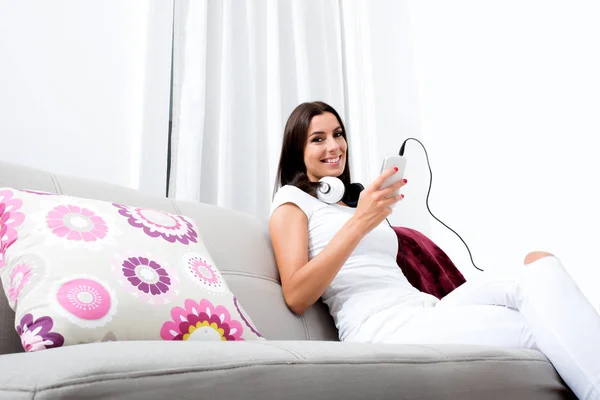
122, 256, 172, 296
16, 313, 64, 352
112, 203, 198, 244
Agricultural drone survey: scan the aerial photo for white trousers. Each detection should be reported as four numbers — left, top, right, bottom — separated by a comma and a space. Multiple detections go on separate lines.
347, 256, 600, 400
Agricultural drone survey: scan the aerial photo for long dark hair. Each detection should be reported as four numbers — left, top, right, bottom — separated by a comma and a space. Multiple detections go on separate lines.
273, 101, 352, 198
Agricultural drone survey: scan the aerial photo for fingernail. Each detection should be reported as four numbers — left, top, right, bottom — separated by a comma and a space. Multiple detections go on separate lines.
403, 179, 407, 183
394, 167, 398, 171
401, 194, 405, 199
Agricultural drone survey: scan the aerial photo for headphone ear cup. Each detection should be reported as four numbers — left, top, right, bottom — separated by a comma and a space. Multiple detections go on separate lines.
342, 183, 365, 208
317, 176, 345, 204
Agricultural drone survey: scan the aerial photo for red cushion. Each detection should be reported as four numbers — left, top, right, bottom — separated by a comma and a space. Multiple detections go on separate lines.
392, 226, 466, 299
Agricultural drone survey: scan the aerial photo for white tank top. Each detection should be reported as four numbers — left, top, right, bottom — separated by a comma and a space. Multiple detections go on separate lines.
270, 185, 438, 340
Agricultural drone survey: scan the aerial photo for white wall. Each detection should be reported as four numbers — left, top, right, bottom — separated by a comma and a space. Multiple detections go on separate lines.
407, 1, 600, 309
0, 1, 173, 196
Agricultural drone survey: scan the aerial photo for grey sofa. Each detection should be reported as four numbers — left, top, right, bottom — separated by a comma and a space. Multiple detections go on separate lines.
0, 160, 575, 399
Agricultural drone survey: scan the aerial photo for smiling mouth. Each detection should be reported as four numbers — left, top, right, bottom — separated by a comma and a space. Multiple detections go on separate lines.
322, 155, 341, 164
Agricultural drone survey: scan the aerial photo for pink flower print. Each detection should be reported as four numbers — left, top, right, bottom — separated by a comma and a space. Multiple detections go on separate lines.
4, 253, 47, 309
160, 299, 244, 341
184, 253, 225, 293
16, 313, 64, 352
8, 263, 33, 304
113, 203, 198, 244
115, 255, 180, 304
53, 276, 117, 328
0, 190, 25, 268
46, 204, 108, 242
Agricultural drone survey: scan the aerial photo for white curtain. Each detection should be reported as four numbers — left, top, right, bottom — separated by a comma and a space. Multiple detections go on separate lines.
169, 0, 428, 231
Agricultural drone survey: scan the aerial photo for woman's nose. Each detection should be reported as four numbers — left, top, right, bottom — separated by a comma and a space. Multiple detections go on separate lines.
326, 137, 340, 151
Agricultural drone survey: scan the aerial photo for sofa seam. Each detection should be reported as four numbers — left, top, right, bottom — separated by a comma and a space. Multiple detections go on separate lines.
48, 172, 63, 194
15, 358, 558, 394
301, 314, 311, 340
0, 389, 34, 397
221, 270, 280, 285
403, 344, 449, 360
250, 341, 307, 361
519, 349, 535, 360
169, 199, 182, 215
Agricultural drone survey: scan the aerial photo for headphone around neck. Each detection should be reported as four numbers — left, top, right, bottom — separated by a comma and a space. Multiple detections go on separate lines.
316, 176, 364, 208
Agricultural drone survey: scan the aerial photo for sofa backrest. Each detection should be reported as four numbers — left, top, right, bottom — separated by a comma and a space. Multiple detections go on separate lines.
0, 160, 338, 354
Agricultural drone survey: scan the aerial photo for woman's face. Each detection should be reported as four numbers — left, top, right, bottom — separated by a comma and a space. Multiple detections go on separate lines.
304, 112, 347, 182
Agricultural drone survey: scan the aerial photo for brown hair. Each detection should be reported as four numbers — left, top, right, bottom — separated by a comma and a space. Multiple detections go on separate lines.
273, 101, 352, 198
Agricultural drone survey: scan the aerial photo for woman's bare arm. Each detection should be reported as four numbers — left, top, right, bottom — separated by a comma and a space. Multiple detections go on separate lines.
269, 204, 365, 314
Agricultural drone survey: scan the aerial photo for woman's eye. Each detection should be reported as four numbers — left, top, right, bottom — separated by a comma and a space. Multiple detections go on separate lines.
311, 133, 342, 143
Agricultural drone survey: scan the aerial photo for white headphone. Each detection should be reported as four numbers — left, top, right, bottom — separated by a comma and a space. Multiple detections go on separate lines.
316, 176, 346, 204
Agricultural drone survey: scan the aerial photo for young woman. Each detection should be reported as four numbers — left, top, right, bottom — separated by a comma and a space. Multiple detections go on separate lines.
269, 101, 600, 400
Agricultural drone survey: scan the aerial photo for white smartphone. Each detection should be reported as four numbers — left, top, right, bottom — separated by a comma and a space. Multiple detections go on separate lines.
380, 155, 407, 198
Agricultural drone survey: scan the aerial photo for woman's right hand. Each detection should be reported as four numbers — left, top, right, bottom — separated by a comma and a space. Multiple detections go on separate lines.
351, 167, 407, 235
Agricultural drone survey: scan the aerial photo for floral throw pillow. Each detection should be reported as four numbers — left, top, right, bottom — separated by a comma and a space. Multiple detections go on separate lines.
0, 188, 264, 352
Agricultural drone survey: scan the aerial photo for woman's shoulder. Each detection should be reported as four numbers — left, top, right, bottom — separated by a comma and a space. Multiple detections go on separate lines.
270, 185, 322, 220
273, 184, 314, 199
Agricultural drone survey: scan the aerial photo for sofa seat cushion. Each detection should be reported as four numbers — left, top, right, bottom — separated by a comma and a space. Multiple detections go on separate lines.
0, 340, 574, 399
